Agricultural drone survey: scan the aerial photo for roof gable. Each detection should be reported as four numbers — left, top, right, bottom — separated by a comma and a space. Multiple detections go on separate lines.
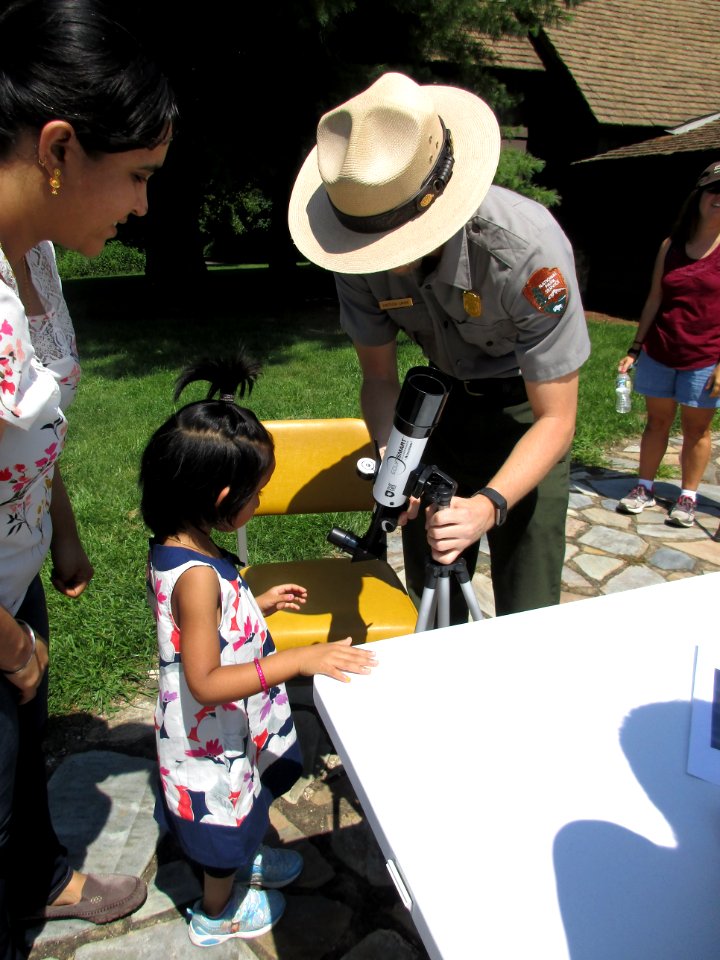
542, 0, 720, 128
578, 115, 720, 162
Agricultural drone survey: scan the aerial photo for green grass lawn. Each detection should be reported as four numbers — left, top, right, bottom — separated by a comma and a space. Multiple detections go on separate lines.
43, 267, 711, 715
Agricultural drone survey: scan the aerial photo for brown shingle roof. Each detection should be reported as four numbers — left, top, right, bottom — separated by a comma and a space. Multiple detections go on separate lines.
543, 0, 720, 127
474, 32, 544, 71
577, 116, 720, 161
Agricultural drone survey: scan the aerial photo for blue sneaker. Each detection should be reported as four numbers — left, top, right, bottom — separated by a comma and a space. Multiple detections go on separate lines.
235, 844, 304, 889
187, 886, 285, 946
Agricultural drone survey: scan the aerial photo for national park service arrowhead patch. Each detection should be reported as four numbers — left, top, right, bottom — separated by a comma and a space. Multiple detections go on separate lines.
522, 267, 569, 316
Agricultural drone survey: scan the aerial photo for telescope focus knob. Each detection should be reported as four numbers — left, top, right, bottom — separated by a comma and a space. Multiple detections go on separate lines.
356, 457, 377, 481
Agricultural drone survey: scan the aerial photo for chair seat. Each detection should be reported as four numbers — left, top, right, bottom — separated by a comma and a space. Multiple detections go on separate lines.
241, 557, 418, 648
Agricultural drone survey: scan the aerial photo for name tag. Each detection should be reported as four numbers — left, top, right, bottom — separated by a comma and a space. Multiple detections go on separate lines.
378, 297, 414, 310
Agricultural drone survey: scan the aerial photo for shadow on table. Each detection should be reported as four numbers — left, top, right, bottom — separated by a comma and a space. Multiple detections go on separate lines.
554, 700, 720, 959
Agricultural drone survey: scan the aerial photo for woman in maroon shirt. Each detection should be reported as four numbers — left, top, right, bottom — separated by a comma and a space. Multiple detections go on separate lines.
616, 161, 720, 528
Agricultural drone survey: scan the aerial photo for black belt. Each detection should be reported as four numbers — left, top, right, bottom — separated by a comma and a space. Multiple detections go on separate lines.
430, 367, 528, 406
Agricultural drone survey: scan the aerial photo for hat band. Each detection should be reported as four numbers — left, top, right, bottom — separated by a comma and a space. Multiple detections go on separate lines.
328, 120, 454, 235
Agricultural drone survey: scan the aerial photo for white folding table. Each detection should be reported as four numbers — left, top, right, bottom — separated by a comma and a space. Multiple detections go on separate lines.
314, 573, 720, 959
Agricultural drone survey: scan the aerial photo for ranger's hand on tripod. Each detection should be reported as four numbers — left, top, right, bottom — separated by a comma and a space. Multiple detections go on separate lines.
424, 494, 495, 564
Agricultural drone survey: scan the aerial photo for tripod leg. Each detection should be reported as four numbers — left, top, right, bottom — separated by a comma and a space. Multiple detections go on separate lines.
451, 558, 484, 622
415, 583, 438, 633
415, 559, 485, 631
458, 578, 484, 621
437, 575, 451, 629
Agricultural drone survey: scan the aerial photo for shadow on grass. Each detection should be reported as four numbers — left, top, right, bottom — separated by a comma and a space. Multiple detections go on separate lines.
63, 264, 346, 380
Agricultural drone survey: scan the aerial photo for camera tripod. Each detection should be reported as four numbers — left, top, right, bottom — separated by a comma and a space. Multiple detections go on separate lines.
408, 464, 484, 631
415, 555, 484, 632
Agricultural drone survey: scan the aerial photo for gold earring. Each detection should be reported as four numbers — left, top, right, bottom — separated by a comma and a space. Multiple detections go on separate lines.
49, 168, 61, 196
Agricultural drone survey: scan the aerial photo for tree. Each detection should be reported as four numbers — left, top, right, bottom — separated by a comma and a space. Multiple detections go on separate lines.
124, 0, 580, 297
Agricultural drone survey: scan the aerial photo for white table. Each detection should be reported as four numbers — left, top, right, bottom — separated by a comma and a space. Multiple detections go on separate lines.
314, 573, 720, 960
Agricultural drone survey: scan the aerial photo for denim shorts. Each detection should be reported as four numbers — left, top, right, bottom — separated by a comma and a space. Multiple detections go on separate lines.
634, 351, 720, 409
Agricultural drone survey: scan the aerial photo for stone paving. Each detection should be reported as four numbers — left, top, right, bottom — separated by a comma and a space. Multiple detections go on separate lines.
16, 434, 720, 960
387, 433, 720, 618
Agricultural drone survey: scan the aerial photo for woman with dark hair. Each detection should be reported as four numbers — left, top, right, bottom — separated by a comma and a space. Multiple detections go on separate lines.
0, 0, 177, 952
617, 161, 720, 527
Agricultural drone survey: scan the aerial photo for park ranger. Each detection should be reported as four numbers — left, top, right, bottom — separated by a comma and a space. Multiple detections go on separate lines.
288, 72, 591, 622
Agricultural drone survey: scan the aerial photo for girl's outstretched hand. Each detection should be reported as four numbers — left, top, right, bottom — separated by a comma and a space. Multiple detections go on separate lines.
298, 637, 377, 683
258, 583, 308, 615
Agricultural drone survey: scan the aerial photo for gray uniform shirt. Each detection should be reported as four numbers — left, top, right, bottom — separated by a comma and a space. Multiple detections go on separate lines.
335, 185, 591, 382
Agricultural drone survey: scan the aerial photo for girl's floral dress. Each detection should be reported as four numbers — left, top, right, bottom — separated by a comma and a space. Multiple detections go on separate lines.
0, 242, 80, 614
147, 542, 302, 869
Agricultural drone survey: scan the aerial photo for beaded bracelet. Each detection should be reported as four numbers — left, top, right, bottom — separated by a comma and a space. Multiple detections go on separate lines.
2, 620, 37, 675
253, 657, 269, 695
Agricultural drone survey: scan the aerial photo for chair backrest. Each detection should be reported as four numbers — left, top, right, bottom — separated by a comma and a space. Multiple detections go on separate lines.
257, 418, 376, 516
239, 418, 419, 646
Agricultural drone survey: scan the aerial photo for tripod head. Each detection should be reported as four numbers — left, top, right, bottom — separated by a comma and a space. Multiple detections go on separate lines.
327, 366, 449, 562
407, 464, 457, 508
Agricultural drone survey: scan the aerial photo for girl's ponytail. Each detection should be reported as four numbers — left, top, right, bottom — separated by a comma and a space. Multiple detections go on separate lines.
140, 348, 274, 539
173, 351, 261, 404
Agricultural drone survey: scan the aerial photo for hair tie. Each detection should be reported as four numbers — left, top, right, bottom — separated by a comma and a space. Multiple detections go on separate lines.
220, 393, 235, 402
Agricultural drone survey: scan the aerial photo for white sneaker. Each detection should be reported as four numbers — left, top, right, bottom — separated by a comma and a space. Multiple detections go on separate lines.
617, 484, 656, 514
667, 495, 696, 528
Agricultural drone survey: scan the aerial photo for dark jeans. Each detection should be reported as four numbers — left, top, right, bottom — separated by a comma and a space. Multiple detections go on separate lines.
402, 375, 570, 624
0, 577, 70, 960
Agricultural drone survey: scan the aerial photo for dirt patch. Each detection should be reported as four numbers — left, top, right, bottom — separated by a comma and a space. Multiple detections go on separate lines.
44, 693, 156, 776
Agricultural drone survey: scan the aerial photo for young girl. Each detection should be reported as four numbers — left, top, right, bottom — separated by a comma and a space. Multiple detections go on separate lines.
139, 354, 377, 947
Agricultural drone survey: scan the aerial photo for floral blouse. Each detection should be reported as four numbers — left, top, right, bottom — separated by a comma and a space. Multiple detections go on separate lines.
0, 242, 80, 614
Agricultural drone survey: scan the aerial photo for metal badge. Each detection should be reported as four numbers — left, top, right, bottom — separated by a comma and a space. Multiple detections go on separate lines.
463, 290, 482, 317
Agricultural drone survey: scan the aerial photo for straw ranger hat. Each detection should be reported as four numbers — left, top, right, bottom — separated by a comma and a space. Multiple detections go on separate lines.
288, 72, 501, 274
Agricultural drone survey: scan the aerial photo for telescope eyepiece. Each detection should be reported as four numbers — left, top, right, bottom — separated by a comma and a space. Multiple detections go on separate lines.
327, 527, 361, 554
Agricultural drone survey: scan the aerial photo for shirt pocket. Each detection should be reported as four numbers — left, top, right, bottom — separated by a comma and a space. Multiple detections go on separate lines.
387, 302, 435, 353
453, 314, 517, 357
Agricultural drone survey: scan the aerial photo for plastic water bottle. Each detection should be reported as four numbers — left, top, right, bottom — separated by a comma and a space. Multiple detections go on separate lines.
615, 372, 632, 414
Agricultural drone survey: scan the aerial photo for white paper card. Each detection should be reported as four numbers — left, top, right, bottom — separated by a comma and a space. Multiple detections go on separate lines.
688, 644, 720, 785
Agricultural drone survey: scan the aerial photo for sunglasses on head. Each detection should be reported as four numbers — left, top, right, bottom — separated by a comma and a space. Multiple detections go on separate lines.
702, 182, 720, 195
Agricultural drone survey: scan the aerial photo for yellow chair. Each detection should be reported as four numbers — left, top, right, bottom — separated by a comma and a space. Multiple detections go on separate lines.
239, 418, 419, 648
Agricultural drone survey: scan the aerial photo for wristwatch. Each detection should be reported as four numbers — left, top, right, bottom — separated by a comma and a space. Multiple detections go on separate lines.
477, 486, 507, 527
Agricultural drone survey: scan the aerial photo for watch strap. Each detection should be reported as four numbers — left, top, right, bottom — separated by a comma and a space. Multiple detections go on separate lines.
477, 486, 507, 527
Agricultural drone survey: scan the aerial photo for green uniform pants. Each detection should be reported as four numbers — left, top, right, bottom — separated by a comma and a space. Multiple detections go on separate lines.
401, 374, 570, 623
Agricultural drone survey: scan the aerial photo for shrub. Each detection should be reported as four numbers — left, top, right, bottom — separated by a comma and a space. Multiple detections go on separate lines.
199, 182, 272, 262
494, 143, 560, 208
55, 241, 146, 280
